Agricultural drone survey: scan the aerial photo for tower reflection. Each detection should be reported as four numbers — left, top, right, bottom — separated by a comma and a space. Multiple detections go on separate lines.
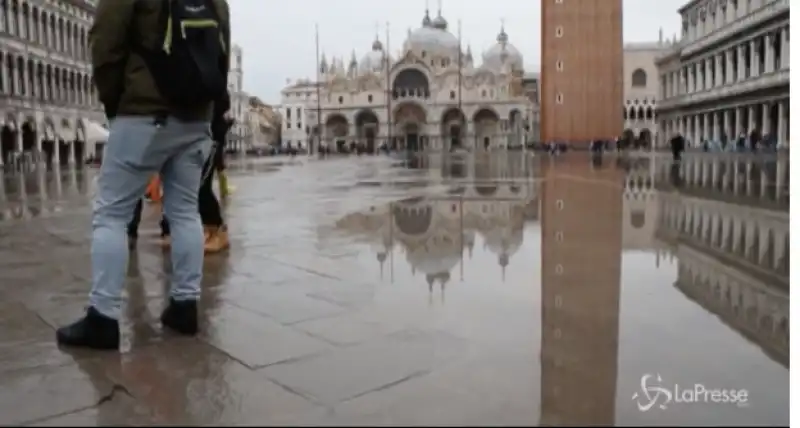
539, 159, 624, 426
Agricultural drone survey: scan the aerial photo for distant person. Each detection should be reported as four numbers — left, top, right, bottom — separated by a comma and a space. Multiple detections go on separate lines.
670, 134, 685, 162
57, 0, 231, 350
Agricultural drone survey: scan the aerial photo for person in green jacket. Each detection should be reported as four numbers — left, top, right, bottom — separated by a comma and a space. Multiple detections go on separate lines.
57, 0, 232, 350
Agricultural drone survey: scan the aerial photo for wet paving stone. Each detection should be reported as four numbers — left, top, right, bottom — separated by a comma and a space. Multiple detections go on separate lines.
0, 153, 790, 426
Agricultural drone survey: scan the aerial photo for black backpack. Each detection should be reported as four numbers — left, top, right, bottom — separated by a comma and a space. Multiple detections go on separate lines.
138, 0, 227, 107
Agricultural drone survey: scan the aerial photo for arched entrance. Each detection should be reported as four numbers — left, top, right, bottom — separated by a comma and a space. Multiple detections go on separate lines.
473, 108, 499, 150
637, 128, 652, 149
74, 120, 86, 167
324, 114, 349, 153
21, 118, 36, 169
355, 109, 380, 153
1, 117, 17, 166
622, 128, 635, 149
440, 108, 466, 151
392, 68, 430, 100
394, 102, 427, 152
41, 117, 56, 168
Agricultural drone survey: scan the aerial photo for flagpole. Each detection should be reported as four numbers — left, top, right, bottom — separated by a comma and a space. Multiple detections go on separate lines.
385, 21, 392, 153
314, 23, 322, 156
457, 19, 463, 151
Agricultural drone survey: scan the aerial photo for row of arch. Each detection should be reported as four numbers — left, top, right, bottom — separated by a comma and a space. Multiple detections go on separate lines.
0, 115, 88, 166
0, 52, 96, 106
0, 0, 89, 61
321, 104, 520, 136
623, 106, 655, 121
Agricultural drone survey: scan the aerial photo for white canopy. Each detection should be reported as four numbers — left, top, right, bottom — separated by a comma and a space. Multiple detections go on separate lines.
86, 120, 109, 144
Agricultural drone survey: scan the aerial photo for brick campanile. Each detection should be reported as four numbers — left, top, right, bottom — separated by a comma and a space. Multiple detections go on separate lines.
540, 0, 624, 144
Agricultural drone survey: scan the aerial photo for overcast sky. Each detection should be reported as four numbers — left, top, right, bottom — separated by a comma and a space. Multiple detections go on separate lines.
230, 0, 687, 103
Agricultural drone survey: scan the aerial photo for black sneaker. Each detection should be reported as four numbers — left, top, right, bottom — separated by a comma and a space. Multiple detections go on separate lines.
160, 298, 198, 335
56, 307, 120, 350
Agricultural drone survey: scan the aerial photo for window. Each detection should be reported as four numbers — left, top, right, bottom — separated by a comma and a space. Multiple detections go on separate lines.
555, 26, 563, 37
286, 108, 291, 120
338, 96, 343, 104
481, 89, 487, 97
556, 199, 564, 210
368, 94, 373, 102
556, 60, 564, 71
556, 92, 563, 104
450, 90, 455, 99
296, 122, 301, 129
296, 107, 301, 117
421, 51, 427, 58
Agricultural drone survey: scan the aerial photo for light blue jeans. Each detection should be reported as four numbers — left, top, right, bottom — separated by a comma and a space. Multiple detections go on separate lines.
89, 116, 212, 320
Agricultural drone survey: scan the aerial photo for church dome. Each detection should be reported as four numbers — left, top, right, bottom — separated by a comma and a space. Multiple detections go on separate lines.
482, 26, 523, 71
431, 10, 448, 30
405, 9, 460, 54
360, 37, 389, 73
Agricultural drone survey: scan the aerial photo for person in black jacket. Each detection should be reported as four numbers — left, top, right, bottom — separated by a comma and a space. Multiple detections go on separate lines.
201, 91, 232, 252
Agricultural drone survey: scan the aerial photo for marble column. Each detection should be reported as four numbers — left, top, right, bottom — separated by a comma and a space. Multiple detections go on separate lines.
723, 109, 732, 142
706, 58, 713, 89
12, 64, 19, 95
781, 26, 790, 69
725, 49, 734, 84
694, 114, 701, 145
764, 32, 775, 73
714, 53, 723, 87
748, 105, 757, 133
15, 125, 22, 153
777, 100, 787, 148
750, 38, 759, 78
735, 107, 743, 137
737, 44, 746, 81
762, 102, 772, 137
712, 111, 720, 142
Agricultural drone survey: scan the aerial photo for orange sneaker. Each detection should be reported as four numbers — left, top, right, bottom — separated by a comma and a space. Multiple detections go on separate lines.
203, 225, 230, 253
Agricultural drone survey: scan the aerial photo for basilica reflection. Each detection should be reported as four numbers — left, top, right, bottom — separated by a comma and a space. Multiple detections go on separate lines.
655, 155, 789, 368
334, 175, 539, 292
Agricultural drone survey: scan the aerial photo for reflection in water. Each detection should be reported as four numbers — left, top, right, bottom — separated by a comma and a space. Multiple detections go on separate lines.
655, 155, 789, 368
0, 167, 95, 222
333, 157, 539, 293
540, 159, 624, 426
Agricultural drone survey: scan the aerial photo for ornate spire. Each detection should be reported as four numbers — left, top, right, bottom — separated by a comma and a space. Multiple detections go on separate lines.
432, 0, 448, 30
497, 19, 508, 44
372, 22, 383, 50
422, 0, 432, 27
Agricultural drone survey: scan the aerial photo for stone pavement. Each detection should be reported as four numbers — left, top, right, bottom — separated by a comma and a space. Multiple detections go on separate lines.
0, 153, 789, 426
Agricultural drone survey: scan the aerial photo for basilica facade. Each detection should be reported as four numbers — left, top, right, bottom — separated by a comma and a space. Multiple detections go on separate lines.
280, 9, 532, 152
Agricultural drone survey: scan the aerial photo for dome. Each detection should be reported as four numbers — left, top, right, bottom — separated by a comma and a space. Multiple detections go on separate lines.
406, 26, 460, 53
360, 37, 389, 73
482, 26, 523, 71
431, 10, 448, 30
405, 8, 460, 54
